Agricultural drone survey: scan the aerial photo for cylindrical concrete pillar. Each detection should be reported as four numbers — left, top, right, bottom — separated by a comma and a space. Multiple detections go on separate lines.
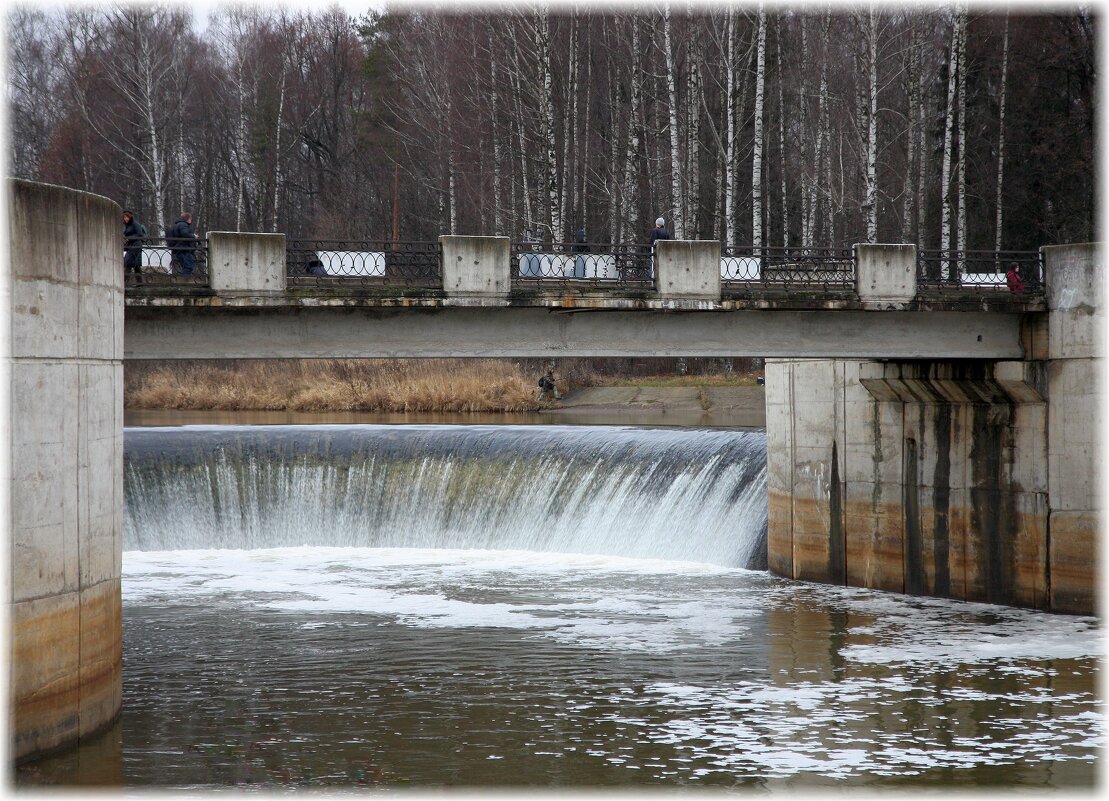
6, 179, 123, 761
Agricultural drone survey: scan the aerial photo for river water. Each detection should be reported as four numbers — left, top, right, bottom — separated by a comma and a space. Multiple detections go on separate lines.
16, 423, 1101, 789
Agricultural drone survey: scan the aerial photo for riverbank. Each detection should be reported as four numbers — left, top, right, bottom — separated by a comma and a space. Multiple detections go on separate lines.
124, 359, 764, 420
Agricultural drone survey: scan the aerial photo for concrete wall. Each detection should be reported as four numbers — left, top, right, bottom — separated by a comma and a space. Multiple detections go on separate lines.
766, 358, 1055, 610
441, 235, 510, 300
6, 179, 123, 761
208, 232, 286, 293
1042, 244, 1102, 614
123, 306, 1026, 360
655, 240, 720, 301
855, 243, 916, 308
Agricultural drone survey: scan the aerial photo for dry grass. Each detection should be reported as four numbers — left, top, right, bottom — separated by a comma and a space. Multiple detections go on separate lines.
124, 358, 763, 412
125, 359, 543, 412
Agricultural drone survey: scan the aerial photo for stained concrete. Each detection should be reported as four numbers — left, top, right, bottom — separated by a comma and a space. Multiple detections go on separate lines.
7, 179, 123, 761
123, 305, 1025, 360
442, 235, 509, 299
208, 231, 286, 294
765, 327, 1099, 614
855, 243, 917, 308
655, 240, 720, 300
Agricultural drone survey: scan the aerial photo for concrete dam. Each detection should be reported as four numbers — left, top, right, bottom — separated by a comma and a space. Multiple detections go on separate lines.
5, 178, 1102, 764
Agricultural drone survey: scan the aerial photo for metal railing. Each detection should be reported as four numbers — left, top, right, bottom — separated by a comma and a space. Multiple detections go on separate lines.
510, 241, 655, 289
721, 245, 856, 292
124, 236, 209, 287
286, 240, 441, 287
917, 249, 1044, 294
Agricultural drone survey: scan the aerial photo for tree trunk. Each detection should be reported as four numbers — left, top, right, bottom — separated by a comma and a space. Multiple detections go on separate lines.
686, 5, 702, 238
902, 21, 918, 241
664, 2, 684, 239
864, 6, 878, 242
956, 6, 967, 264
939, 15, 959, 273
752, 2, 766, 249
776, 13, 789, 248
622, 17, 642, 241
724, 7, 737, 246
994, 11, 1010, 252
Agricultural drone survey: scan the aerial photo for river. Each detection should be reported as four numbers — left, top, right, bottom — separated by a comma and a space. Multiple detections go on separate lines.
15, 419, 1100, 789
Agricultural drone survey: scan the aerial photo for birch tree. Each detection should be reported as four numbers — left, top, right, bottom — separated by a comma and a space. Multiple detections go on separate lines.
664, 3, 684, 238
994, 12, 1010, 253
939, 15, 959, 271
864, 5, 879, 242
956, 5, 967, 262
752, 2, 767, 249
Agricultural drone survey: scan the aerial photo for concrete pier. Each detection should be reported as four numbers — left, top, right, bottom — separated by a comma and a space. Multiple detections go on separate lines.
6, 179, 124, 760
765, 246, 1101, 615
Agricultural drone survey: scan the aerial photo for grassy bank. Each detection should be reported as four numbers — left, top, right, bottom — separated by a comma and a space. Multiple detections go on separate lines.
124, 359, 761, 412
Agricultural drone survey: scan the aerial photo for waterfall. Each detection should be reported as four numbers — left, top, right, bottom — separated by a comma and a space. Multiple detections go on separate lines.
124, 425, 768, 569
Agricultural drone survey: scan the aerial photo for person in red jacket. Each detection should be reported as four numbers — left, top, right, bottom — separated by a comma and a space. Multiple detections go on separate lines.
1006, 262, 1025, 294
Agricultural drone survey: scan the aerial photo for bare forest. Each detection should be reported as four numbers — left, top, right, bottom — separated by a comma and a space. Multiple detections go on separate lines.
7, 3, 1095, 250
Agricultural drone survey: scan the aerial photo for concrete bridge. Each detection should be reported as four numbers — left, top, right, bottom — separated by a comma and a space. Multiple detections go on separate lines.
5, 180, 1102, 762
122, 232, 1041, 361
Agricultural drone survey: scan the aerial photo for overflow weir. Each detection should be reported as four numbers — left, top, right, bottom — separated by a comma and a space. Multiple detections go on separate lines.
124, 425, 768, 568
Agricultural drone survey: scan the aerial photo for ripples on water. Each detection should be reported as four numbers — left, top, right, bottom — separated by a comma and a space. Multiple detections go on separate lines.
16, 425, 1102, 789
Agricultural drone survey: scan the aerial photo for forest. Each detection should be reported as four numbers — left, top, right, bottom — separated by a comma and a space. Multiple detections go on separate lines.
7, 3, 1096, 252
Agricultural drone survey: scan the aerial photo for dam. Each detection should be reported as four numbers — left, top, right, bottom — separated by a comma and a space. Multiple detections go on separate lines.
6, 179, 1102, 783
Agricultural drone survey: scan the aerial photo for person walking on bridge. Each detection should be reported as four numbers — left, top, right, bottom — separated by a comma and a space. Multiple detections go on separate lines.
648, 217, 671, 279
122, 210, 145, 284
168, 212, 198, 276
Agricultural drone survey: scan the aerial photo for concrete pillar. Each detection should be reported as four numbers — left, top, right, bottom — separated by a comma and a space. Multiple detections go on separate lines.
207, 231, 286, 293
766, 356, 1052, 611
6, 179, 123, 761
441, 235, 509, 301
1043, 243, 1102, 615
655, 239, 720, 301
855, 243, 917, 308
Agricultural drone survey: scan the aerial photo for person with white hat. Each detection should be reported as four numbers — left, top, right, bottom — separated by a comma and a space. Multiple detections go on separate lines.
649, 217, 671, 246
647, 217, 671, 279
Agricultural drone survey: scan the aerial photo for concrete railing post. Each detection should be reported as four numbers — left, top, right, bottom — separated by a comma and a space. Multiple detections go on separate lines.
441, 235, 510, 301
855, 243, 917, 309
655, 239, 721, 301
7, 179, 124, 761
1042, 243, 1102, 614
207, 231, 287, 293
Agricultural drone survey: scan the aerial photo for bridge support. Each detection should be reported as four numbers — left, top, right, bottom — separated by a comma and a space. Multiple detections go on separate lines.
766, 244, 1101, 615
6, 179, 123, 761
441, 235, 510, 302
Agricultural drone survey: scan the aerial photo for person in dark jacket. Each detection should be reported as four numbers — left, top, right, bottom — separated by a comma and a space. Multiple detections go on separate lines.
647, 217, 671, 278
169, 212, 198, 276
649, 217, 671, 245
537, 369, 562, 402
122, 210, 144, 283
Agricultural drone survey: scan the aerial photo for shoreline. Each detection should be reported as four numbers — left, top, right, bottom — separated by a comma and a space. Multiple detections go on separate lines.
124, 384, 767, 429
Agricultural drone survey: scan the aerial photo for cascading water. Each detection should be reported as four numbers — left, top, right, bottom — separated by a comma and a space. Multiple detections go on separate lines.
124, 424, 768, 568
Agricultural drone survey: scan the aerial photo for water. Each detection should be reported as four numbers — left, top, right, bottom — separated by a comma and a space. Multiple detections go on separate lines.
16, 424, 1100, 789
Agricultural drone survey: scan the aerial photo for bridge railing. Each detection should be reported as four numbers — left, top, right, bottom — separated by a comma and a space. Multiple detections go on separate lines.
510, 241, 655, 290
286, 240, 442, 287
124, 236, 209, 287
720, 245, 856, 295
917, 249, 1044, 294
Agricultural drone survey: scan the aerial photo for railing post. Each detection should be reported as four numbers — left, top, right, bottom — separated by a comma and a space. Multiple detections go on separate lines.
656, 239, 721, 301
855, 243, 917, 309
441, 235, 510, 301
208, 231, 287, 293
